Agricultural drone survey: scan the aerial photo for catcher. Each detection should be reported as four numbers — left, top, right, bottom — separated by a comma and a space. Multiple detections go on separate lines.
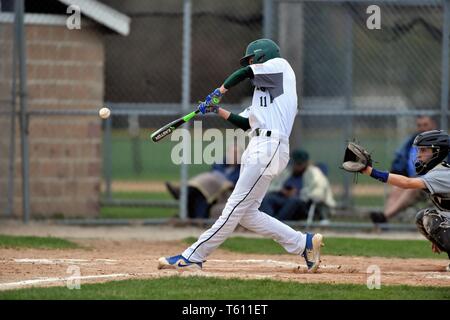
343, 130, 450, 272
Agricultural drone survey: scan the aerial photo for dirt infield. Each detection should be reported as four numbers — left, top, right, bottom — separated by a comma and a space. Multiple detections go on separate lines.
1, 239, 449, 291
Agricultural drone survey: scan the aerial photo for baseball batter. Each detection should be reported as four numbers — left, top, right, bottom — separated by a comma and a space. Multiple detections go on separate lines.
360, 130, 450, 271
158, 39, 324, 272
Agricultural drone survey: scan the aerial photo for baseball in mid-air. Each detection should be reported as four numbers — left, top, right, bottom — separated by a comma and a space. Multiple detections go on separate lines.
99, 107, 111, 119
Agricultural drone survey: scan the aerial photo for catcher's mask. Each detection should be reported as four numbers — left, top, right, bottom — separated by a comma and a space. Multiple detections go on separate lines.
413, 130, 450, 175
239, 38, 281, 67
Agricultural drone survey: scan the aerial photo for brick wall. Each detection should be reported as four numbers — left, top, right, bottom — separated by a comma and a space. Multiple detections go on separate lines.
0, 21, 104, 218
0, 23, 15, 217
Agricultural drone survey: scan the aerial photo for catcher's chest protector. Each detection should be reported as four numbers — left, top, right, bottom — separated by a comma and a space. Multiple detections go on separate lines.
429, 193, 450, 212
422, 164, 450, 212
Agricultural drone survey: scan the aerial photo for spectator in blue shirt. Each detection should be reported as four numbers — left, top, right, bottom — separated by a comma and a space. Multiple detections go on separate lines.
259, 149, 335, 221
258, 151, 305, 217
370, 115, 437, 224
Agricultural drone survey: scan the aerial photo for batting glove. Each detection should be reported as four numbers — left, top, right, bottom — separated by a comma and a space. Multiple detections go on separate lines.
198, 101, 219, 114
204, 88, 223, 107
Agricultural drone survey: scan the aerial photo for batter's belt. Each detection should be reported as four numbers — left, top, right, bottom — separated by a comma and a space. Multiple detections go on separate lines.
249, 128, 289, 143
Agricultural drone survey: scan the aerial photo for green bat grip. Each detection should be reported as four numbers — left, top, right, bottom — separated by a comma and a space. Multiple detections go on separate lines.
182, 109, 200, 122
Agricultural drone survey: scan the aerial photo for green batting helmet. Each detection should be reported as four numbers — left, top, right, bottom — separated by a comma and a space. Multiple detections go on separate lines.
239, 38, 281, 67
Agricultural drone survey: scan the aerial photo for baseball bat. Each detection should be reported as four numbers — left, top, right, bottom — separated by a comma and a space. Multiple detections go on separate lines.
150, 109, 200, 142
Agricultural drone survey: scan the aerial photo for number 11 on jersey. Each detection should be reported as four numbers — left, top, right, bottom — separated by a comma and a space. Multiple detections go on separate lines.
260, 96, 267, 107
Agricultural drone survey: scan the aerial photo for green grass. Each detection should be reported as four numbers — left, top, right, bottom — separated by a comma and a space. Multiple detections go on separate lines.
184, 236, 441, 259
103, 192, 172, 200
100, 207, 176, 219
109, 191, 384, 207
0, 276, 448, 299
96, 191, 407, 220
106, 128, 402, 182
108, 133, 209, 181
0, 235, 80, 250
353, 195, 384, 207
104, 129, 407, 214
100, 192, 176, 219
103, 129, 412, 216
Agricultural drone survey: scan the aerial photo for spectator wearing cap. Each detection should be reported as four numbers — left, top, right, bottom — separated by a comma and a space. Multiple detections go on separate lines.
260, 149, 336, 222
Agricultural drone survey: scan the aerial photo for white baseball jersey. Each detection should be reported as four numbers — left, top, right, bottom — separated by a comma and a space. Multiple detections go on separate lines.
182, 57, 307, 264
239, 58, 298, 137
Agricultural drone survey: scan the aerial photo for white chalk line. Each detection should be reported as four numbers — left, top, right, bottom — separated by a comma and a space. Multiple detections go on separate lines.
425, 273, 450, 280
13, 258, 118, 265
11, 258, 341, 269
207, 259, 341, 269
178, 271, 274, 280
0, 273, 130, 290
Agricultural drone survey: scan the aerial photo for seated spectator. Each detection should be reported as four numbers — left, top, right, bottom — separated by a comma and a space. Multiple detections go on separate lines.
370, 115, 436, 224
260, 149, 336, 222
166, 144, 241, 219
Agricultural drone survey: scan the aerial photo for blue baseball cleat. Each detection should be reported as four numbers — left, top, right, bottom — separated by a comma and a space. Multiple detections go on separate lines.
301, 233, 324, 273
157, 254, 202, 270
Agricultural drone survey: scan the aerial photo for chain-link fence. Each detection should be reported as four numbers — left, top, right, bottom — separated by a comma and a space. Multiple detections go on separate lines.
281, 0, 449, 215
1, 0, 449, 229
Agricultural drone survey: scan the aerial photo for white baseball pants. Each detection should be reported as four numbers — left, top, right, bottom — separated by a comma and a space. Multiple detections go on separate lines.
182, 134, 307, 263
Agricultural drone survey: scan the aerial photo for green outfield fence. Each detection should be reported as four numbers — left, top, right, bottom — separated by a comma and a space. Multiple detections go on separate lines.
0, 0, 449, 229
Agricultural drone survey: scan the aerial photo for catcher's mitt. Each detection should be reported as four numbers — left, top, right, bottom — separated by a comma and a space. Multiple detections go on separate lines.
342, 142, 373, 173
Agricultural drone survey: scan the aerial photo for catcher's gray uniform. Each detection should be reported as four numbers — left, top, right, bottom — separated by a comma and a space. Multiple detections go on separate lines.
416, 163, 450, 256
